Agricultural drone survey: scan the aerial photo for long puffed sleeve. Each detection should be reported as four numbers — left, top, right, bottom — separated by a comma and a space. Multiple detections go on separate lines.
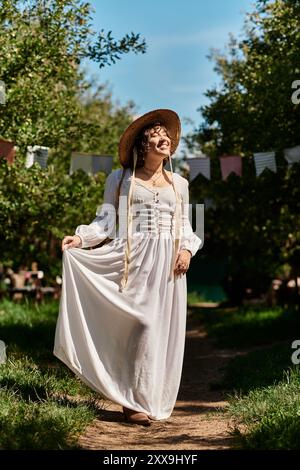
179, 178, 202, 257
75, 169, 121, 248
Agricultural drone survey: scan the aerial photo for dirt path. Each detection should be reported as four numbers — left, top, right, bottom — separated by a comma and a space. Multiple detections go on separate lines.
77, 313, 238, 450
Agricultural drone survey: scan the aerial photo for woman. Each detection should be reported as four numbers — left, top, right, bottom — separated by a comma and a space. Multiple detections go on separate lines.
54, 109, 202, 426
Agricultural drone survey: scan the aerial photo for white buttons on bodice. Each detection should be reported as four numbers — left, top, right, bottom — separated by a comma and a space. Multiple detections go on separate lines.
131, 184, 176, 236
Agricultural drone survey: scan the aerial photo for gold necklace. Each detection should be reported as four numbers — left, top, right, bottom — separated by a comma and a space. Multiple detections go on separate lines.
142, 167, 163, 186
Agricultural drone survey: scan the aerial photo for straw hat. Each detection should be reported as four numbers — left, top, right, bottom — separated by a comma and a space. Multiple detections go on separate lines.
118, 109, 181, 168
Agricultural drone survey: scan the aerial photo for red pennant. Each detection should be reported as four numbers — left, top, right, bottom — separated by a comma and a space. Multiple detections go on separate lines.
220, 155, 242, 180
0, 139, 15, 164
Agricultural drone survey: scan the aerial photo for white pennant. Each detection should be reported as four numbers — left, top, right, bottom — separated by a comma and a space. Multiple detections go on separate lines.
26, 146, 49, 169
186, 156, 211, 181
253, 151, 276, 177
70, 152, 113, 175
284, 145, 300, 167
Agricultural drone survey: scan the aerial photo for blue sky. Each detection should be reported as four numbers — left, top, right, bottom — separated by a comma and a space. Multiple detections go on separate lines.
84, 0, 254, 140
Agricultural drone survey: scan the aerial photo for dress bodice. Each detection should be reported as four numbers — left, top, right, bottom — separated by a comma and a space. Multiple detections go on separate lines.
130, 181, 177, 236
75, 167, 202, 260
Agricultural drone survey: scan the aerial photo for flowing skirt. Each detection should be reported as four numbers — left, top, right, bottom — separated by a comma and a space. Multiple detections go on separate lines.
53, 232, 187, 420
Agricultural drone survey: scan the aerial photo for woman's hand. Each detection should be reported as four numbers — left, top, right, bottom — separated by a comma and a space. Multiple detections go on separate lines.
61, 235, 82, 251
174, 249, 192, 276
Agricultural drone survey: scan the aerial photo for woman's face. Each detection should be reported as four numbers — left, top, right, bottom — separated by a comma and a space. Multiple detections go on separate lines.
146, 125, 171, 158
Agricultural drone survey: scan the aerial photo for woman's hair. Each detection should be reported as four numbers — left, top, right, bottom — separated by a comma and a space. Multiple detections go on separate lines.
130, 122, 172, 170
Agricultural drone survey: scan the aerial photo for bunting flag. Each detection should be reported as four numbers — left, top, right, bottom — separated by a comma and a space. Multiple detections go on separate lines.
70, 152, 113, 176
92, 155, 113, 174
26, 146, 49, 169
220, 155, 242, 180
186, 156, 211, 181
253, 151, 277, 177
0, 139, 15, 164
70, 152, 92, 175
0, 81, 5, 105
284, 145, 300, 167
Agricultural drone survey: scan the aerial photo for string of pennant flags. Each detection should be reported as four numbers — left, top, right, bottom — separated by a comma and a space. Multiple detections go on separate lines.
186, 146, 300, 182
1, 138, 300, 180
0, 139, 177, 176
0, 139, 50, 169
0, 139, 114, 175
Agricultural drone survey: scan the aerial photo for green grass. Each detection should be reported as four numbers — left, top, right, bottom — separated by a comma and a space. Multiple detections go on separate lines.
187, 283, 228, 303
195, 304, 300, 449
187, 290, 207, 304
0, 298, 100, 449
192, 305, 300, 348
227, 366, 300, 449
216, 341, 295, 394
2, 297, 300, 449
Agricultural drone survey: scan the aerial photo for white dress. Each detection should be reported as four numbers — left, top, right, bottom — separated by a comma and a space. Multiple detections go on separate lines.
53, 168, 202, 420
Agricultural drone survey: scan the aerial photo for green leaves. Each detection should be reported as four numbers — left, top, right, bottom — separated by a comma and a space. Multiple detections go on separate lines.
187, 1, 300, 156
184, 1, 300, 303
0, 0, 145, 162
0, 157, 107, 279
0, 0, 146, 277
88, 29, 147, 68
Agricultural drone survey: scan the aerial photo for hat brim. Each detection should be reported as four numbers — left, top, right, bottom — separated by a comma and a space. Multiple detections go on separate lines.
118, 109, 181, 168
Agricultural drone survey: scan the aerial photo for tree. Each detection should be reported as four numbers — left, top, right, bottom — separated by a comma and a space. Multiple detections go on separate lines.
186, 0, 300, 155
0, 0, 146, 162
185, 0, 300, 305
0, 0, 147, 279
